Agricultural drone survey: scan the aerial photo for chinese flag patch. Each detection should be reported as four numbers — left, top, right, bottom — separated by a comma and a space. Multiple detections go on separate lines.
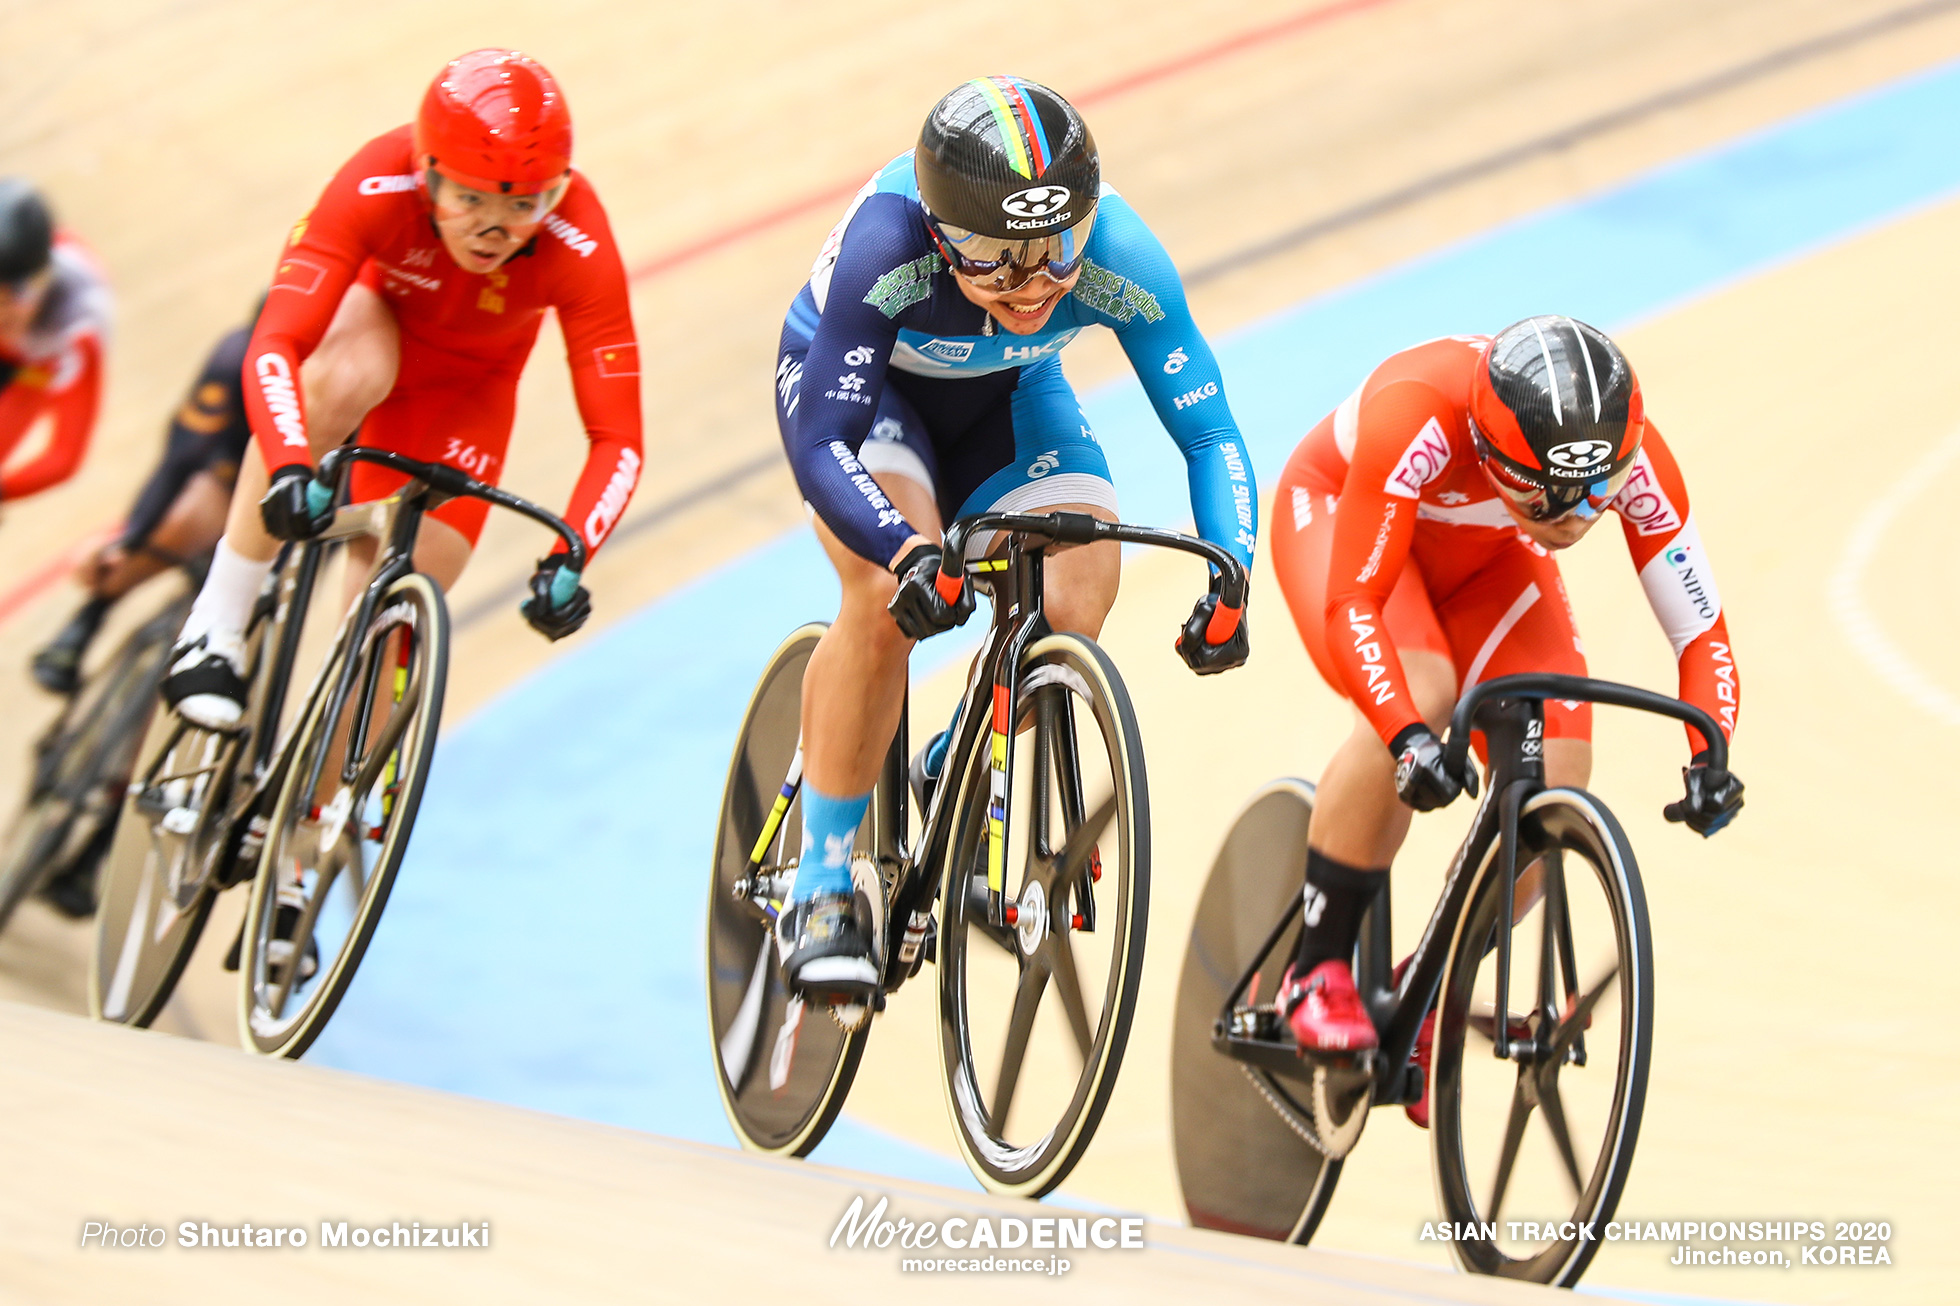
594, 342, 640, 378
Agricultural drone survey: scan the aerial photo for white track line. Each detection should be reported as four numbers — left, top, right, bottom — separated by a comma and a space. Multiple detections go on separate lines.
1827, 424, 1960, 726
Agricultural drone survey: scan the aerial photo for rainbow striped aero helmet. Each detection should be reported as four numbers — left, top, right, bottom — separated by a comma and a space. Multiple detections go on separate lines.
915, 76, 1100, 291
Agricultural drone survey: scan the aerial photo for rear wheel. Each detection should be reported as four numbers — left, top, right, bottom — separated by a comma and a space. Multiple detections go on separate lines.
708, 623, 876, 1156
1432, 788, 1653, 1285
937, 632, 1147, 1197
1172, 778, 1345, 1242
237, 573, 447, 1058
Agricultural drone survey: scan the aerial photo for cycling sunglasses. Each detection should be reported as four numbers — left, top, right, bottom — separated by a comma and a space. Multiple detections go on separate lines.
929, 208, 1097, 293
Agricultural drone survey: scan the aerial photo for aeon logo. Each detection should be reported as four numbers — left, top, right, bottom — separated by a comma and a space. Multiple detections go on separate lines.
1001, 185, 1071, 218
1546, 439, 1615, 470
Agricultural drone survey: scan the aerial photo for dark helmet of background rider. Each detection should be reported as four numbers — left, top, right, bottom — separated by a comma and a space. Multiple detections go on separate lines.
915, 76, 1099, 241
0, 178, 54, 286
1468, 316, 1645, 503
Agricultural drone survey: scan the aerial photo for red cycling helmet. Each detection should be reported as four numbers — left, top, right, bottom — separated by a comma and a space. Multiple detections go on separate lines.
1467, 315, 1644, 522
415, 49, 572, 196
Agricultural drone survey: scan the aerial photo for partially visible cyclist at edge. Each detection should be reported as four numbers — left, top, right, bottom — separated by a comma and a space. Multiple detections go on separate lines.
31, 303, 261, 695
0, 178, 112, 511
1266, 318, 1744, 1116
161, 48, 642, 727
773, 76, 1257, 998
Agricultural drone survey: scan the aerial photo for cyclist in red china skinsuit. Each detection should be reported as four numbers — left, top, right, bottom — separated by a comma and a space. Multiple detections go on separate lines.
162, 48, 643, 728
1268, 318, 1744, 1117
0, 178, 111, 505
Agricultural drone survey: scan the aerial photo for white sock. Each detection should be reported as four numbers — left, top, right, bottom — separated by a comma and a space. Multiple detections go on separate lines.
181, 538, 273, 645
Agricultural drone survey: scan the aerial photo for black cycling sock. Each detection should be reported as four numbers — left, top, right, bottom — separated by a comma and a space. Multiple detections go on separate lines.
49, 597, 112, 653
1291, 848, 1385, 976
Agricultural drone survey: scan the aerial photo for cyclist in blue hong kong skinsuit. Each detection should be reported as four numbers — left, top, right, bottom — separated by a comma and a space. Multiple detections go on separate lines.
772, 75, 1258, 997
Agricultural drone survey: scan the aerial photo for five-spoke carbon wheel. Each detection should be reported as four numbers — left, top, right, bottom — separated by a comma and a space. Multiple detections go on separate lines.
1432, 787, 1653, 1285
1171, 778, 1346, 1242
937, 632, 1147, 1197
238, 574, 446, 1058
708, 622, 875, 1157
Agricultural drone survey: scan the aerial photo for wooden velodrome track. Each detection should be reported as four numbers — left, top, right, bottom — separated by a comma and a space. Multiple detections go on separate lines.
3, 1, 1959, 1299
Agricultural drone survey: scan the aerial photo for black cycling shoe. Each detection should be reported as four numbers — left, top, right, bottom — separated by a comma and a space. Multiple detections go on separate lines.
776, 890, 878, 1000
37, 860, 97, 919
161, 633, 249, 731
30, 600, 108, 695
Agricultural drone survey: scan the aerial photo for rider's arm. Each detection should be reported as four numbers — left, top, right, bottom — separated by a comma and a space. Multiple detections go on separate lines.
1094, 195, 1256, 570
120, 327, 251, 547
1320, 379, 1447, 749
241, 134, 399, 477
1614, 422, 1740, 756
783, 193, 923, 568
545, 184, 643, 559
0, 332, 103, 500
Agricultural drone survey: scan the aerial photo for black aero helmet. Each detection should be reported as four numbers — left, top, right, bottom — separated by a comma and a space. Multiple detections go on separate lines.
0, 178, 53, 287
1467, 315, 1646, 522
916, 77, 1099, 290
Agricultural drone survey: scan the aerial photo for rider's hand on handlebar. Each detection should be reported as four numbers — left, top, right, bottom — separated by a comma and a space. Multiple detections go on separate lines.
259, 464, 335, 541
1664, 755, 1743, 836
1391, 724, 1462, 812
887, 543, 974, 640
1174, 590, 1248, 675
520, 554, 591, 641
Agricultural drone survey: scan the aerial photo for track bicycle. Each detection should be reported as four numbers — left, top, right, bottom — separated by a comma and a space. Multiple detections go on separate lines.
0, 583, 195, 931
709, 510, 1247, 1197
1171, 673, 1729, 1285
90, 445, 584, 1057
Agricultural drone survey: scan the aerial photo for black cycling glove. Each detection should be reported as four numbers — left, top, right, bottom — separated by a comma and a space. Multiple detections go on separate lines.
520, 555, 591, 641
887, 544, 974, 640
1664, 755, 1744, 836
259, 464, 334, 541
1174, 590, 1249, 675
1391, 724, 1462, 812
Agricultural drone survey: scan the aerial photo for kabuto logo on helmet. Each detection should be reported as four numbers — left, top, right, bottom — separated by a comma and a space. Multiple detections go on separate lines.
1545, 439, 1616, 471
1001, 185, 1071, 219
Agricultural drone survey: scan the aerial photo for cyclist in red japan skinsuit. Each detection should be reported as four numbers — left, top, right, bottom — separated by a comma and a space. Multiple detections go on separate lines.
162, 48, 643, 728
0, 178, 111, 505
1268, 318, 1744, 1123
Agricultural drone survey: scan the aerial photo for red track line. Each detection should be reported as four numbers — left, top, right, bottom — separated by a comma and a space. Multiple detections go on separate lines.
624, 0, 1396, 285
0, 525, 115, 627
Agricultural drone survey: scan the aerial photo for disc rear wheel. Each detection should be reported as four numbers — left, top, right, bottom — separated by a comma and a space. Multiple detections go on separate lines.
708, 622, 876, 1157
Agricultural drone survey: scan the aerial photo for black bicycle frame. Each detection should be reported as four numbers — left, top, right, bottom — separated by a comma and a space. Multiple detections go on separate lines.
870, 510, 1246, 990
1215, 671, 1723, 1099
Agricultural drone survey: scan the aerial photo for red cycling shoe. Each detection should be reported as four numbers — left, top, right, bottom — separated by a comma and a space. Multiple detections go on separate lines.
1276, 959, 1378, 1053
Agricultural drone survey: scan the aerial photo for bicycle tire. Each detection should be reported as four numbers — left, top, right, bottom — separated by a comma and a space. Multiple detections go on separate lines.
707, 622, 874, 1157
237, 571, 448, 1058
89, 712, 229, 1026
1171, 777, 1347, 1242
937, 631, 1148, 1197
1431, 787, 1653, 1285
0, 603, 180, 931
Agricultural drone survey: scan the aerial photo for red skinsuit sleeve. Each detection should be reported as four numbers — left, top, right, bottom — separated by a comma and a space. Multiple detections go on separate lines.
1615, 422, 1740, 757
547, 185, 643, 560
0, 334, 102, 499
243, 134, 402, 475
1322, 380, 1442, 748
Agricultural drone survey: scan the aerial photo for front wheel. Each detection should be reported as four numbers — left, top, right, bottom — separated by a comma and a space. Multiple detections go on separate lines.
937, 632, 1148, 1197
237, 573, 447, 1058
1431, 787, 1653, 1285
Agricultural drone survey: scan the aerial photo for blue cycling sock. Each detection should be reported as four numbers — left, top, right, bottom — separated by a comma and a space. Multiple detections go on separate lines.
922, 700, 962, 779
792, 786, 871, 902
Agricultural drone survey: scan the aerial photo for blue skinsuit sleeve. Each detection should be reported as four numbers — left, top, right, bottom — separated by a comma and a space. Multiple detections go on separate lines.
1092, 198, 1257, 572
786, 194, 930, 567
